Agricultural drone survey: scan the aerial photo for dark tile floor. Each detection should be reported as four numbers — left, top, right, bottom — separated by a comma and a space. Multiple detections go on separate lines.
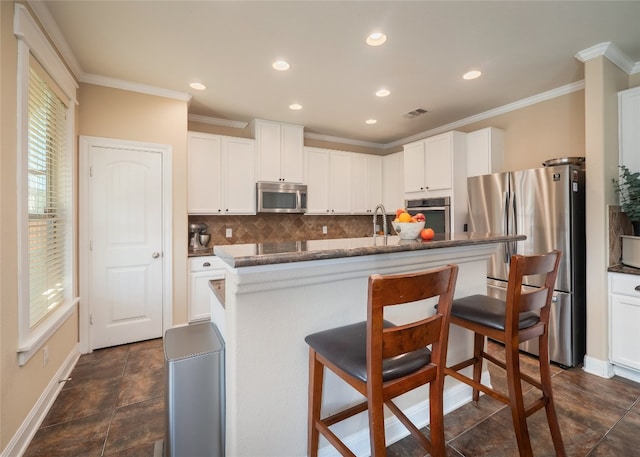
24, 338, 165, 457
24, 339, 640, 456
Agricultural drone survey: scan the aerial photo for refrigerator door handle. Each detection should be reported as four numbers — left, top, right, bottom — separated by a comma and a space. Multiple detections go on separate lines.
503, 192, 511, 263
511, 192, 518, 256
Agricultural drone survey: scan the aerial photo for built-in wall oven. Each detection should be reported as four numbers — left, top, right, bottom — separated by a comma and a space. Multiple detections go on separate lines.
405, 197, 451, 234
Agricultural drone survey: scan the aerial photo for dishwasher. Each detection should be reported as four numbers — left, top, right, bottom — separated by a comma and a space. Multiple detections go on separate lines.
164, 322, 225, 457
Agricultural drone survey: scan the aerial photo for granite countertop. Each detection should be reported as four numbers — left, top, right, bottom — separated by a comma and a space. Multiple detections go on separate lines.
608, 264, 640, 276
213, 232, 526, 268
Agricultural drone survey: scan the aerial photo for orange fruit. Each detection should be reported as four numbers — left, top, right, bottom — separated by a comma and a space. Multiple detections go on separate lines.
398, 212, 412, 222
420, 228, 435, 240
396, 208, 406, 218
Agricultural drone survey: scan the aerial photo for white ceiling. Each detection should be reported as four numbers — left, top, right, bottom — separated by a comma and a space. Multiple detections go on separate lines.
36, 1, 640, 148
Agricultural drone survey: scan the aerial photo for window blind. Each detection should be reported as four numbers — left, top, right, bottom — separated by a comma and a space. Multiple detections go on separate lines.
27, 63, 69, 328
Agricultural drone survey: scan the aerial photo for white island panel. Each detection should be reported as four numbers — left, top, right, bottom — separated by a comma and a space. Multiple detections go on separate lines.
218, 241, 502, 456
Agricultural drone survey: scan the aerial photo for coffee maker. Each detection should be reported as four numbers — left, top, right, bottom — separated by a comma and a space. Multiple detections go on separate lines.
189, 222, 209, 251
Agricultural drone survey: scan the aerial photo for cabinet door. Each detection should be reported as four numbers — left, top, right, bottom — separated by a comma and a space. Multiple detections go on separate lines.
466, 127, 504, 177
424, 134, 452, 191
255, 121, 282, 182
351, 154, 368, 214
330, 152, 352, 214
281, 124, 304, 183
383, 152, 404, 213
403, 141, 426, 193
189, 271, 215, 322
366, 155, 382, 212
305, 148, 331, 214
611, 294, 640, 370
224, 137, 256, 214
619, 86, 640, 172
188, 134, 222, 214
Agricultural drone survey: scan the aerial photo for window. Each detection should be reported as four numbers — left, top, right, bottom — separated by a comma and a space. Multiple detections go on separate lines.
27, 62, 70, 328
15, 4, 78, 365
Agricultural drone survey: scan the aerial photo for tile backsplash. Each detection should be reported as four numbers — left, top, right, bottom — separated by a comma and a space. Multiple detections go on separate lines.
189, 214, 392, 247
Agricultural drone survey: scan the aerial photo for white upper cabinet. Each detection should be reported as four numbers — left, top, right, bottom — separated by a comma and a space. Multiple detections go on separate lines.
187, 132, 256, 215
351, 153, 382, 214
619, 86, 640, 172
466, 127, 504, 177
403, 131, 466, 195
382, 151, 404, 213
305, 147, 351, 215
188, 133, 223, 214
252, 119, 304, 183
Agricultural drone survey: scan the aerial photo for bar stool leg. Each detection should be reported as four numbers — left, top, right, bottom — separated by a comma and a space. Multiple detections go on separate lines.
539, 336, 566, 456
308, 349, 323, 457
472, 333, 484, 402
505, 341, 534, 457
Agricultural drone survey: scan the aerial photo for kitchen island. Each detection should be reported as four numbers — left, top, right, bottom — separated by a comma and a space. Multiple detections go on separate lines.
213, 232, 524, 456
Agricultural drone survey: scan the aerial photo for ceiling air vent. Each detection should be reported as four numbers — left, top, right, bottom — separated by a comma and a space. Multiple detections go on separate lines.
404, 108, 428, 119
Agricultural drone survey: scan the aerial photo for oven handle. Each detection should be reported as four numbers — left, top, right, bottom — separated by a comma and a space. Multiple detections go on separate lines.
408, 206, 449, 211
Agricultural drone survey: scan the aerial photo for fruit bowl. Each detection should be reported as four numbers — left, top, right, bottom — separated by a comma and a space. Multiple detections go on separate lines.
392, 221, 425, 240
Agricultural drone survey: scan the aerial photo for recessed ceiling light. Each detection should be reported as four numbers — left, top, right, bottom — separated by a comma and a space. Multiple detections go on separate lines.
463, 70, 482, 80
272, 60, 290, 71
376, 89, 390, 97
365, 119, 377, 125
289, 103, 302, 110
190, 82, 206, 91
366, 32, 387, 47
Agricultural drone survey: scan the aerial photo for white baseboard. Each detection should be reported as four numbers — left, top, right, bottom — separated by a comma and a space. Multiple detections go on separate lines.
318, 370, 490, 457
582, 355, 615, 379
2, 344, 80, 457
612, 364, 640, 383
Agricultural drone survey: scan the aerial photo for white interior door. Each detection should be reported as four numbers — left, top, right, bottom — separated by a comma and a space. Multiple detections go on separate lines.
88, 144, 164, 349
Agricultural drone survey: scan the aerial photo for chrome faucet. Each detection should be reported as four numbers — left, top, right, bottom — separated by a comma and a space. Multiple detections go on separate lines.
373, 203, 388, 240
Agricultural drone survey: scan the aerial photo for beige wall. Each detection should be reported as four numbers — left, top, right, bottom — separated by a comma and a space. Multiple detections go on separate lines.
583, 57, 630, 363
1, 1, 79, 451
78, 84, 190, 324
456, 89, 586, 171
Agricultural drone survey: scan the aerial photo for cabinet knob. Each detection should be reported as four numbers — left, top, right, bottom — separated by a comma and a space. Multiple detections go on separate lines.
152, 252, 160, 259
635, 285, 640, 292
203, 262, 211, 267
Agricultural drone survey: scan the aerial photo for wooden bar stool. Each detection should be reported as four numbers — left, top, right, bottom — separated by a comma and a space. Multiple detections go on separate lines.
444, 250, 565, 457
305, 264, 458, 457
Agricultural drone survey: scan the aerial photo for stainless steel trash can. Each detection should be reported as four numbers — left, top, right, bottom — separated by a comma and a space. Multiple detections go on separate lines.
164, 322, 225, 457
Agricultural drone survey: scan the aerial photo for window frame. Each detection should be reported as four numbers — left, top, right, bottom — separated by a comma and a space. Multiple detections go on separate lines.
14, 4, 79, 365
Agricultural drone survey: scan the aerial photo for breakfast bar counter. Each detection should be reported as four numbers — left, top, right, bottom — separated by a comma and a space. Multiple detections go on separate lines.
212, 232, 524, 456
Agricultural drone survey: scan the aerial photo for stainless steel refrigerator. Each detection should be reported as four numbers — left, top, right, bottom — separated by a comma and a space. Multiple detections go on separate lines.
467, 164, 586, 367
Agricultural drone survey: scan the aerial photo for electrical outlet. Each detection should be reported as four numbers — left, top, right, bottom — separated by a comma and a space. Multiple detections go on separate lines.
43, 346, 49, 367
322, 226, 327, 234
226, 228, 232, 238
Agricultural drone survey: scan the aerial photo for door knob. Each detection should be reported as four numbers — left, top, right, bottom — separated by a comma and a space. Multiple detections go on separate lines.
152, 252, 160, 258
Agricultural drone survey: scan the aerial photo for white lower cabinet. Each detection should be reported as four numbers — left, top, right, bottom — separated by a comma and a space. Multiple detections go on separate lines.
189, 256, 225, 323
609, 272, 640, 374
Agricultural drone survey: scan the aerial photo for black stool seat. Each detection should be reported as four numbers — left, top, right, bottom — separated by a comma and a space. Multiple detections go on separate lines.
305, 320, 431, 383
451, 294, 540, 331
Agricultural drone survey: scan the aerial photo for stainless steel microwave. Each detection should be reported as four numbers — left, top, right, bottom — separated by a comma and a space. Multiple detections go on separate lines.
256, 182, 307, 214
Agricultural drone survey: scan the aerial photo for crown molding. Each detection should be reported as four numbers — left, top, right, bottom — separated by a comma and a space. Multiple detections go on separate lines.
304, 132, 386, 150
386, 80, 585, 149
80, 73, 192, 102
188, 114, 248, 129
27, 0, 83, 79
575, 41, 638, 74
